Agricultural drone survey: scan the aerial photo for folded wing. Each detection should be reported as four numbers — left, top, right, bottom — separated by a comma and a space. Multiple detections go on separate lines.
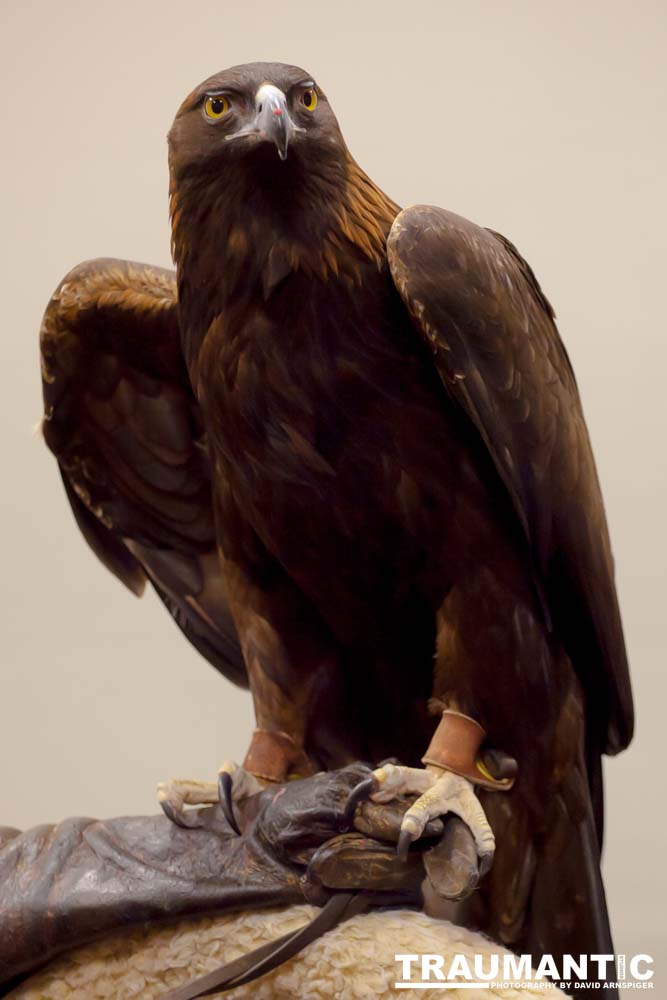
388, 206, 632, 758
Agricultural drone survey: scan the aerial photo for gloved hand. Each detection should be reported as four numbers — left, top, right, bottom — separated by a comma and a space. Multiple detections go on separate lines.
0, 763, 478, 991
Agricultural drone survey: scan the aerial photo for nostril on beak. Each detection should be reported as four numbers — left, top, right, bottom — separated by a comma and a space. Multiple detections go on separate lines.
258, 103, 263, 112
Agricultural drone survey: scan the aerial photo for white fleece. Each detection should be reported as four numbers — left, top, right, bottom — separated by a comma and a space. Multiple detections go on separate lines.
7, 905, 568, 999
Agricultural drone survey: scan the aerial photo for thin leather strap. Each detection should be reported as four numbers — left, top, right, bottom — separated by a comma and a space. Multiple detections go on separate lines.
160, 891, 373, 1000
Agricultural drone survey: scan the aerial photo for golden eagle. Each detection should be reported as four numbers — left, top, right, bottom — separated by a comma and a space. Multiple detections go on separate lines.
40, 62, 633, 968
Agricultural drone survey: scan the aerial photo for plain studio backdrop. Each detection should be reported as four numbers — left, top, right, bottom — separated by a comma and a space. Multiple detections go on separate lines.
1, 0, 665, 987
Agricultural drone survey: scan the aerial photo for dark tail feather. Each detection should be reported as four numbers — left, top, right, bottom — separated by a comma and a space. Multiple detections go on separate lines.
525, 771, 618, 998
586, 731, 605, 850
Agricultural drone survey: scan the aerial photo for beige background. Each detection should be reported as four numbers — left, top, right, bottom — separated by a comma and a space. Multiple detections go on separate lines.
2, 0, 665, 986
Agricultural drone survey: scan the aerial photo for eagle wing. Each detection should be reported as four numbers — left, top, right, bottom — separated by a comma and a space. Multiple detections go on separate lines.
40, 258, 246, 686
388, 206, 632, 756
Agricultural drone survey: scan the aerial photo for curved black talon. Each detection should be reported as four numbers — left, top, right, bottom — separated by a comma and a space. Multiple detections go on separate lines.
397, 827, 416, 863
341, 775, 378, 830
159, 799, 204, 830
218, 771, 242, 835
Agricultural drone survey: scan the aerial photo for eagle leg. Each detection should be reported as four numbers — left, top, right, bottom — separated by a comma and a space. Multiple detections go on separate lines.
372, 711, 515, 866
345, 762, 495, 873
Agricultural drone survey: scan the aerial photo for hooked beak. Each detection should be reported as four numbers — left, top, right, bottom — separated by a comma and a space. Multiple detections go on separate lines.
226, 83, 302, 161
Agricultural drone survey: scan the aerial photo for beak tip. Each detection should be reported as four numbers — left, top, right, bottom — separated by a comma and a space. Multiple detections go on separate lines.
253, 84, 293, 162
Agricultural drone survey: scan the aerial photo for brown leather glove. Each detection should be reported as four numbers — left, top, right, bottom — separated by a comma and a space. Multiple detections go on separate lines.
0, 763, 469, 992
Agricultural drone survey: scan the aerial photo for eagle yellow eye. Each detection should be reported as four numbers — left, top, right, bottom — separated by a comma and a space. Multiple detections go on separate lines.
204, 95, 230, 120
301, 89, 317, 111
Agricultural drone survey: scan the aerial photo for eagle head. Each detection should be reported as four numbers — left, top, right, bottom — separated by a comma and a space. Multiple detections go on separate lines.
168, 62, 346, 180
167, 62, 397, 304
